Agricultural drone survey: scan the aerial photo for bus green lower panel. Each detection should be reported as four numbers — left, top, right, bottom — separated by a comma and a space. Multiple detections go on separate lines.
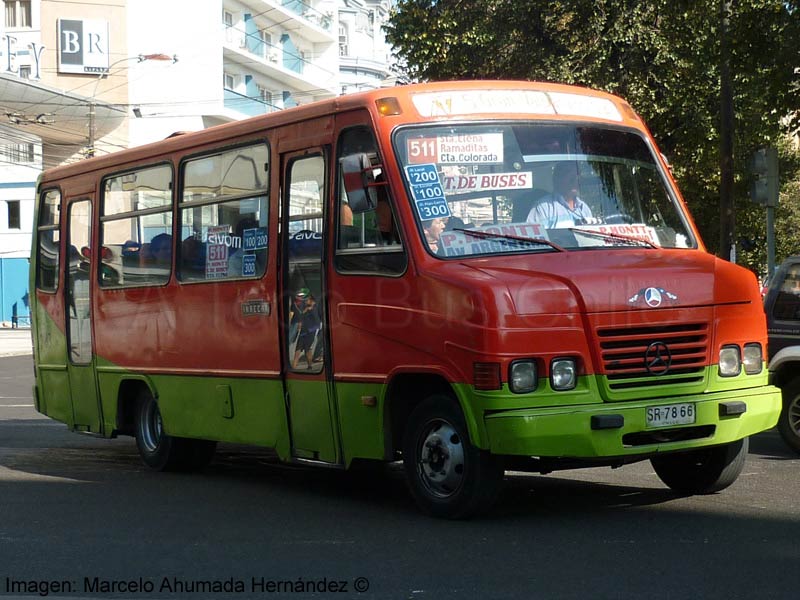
334, 381, 387, 465
32, 305, 72, 427
36, 367, 72, 427
287, 378, 338, 463
97, 371, 290, 457
484, 385, 781, 458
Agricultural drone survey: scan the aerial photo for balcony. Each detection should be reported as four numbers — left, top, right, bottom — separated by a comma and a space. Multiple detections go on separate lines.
223, 89, 273, 118
222, 40, 338, 96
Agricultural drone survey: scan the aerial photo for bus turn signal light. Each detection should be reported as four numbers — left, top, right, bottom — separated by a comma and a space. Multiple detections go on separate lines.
376, 97, 402, 116
473, 362, 501, 390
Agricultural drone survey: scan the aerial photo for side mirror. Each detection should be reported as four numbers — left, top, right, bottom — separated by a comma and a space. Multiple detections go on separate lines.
340, 153, 383, 213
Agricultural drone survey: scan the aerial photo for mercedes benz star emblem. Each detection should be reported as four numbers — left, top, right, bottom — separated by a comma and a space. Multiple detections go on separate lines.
644, 341, 672, 376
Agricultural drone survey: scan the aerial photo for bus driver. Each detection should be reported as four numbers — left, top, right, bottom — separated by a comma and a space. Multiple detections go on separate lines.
526, 162, 593, 228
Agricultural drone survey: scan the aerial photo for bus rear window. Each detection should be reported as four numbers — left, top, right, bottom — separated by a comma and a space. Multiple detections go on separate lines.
99, 164, 173, 287
36, 189, 61, 292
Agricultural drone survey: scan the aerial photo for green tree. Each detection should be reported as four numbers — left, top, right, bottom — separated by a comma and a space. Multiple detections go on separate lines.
385, 0, 800, 270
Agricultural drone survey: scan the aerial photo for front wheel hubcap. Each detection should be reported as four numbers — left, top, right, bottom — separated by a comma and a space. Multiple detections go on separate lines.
789, 395, 800, 437
417, 419, 465, 498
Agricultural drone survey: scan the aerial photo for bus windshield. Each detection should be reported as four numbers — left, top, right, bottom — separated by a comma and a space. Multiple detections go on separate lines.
394, 122, 696, 257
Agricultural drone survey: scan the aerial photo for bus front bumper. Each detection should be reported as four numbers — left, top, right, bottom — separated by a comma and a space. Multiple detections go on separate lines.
483, 386, 781, 458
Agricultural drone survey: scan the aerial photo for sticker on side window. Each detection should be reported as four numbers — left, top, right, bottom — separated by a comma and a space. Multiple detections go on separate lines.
442, 171, 532, 196
404, 164, 451, 221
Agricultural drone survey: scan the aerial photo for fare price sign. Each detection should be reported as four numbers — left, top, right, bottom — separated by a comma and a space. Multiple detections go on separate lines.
404, 164, 451, 221
242, 227, 268, 251
242, 254, 256, 277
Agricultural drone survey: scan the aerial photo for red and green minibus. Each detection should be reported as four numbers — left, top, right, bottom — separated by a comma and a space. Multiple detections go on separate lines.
30, 81, 781, 518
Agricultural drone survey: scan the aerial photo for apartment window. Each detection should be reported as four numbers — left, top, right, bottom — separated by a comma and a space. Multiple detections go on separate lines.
338, 23, 348, 57
18, 65, 31, 79
19, 142, 34, 162
223, 10, 234, 42
1, 142, 34, 163
6, 200, 20, 230
224, 72, 235, 90
356, 12, 370, 34
4, 1, 31, 28
257, 85, 272, 107
259, 30, 271, 58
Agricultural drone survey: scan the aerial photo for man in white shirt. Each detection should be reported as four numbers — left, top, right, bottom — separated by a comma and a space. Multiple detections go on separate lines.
526, 162, 593, 228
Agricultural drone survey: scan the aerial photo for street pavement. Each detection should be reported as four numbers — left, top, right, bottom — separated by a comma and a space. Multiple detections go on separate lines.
0, 327, 32, 357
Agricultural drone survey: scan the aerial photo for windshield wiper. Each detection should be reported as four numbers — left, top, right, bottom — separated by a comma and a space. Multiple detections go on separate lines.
453, 228, 567, 252
568, 227, 659, 249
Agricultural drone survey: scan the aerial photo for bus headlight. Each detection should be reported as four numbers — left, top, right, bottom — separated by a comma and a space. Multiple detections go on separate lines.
719, 345, 741, 377
551, 358, 577, 391
743, 343, 763, 375
509, 360, 537, 394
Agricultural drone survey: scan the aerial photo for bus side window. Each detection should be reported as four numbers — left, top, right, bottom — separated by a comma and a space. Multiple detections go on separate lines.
334, 126, 406, 275
178, 143, 269, 282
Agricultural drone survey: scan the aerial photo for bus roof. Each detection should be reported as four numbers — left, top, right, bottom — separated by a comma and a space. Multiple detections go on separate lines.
39, 80, 643, 184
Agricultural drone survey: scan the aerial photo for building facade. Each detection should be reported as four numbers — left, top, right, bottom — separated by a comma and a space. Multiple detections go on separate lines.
338, 0, 393, 94
0, 0, 395, 325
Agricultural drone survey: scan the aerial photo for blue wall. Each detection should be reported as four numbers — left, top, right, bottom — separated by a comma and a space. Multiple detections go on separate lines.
0, 258, 30, 325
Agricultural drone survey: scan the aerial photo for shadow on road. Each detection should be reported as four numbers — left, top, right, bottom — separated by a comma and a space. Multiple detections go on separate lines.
0, 417, 725, 520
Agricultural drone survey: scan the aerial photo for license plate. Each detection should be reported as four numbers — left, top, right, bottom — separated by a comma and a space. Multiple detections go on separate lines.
645, 403, 696, 428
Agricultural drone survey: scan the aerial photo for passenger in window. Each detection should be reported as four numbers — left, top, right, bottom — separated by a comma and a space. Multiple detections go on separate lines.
341, 201, 354, 226
376, 198, 399, 245
526, 162, 594, 228
181, 235, 205, 278
423, 218, 446, 253
444, 216, 468, 231
338, 200, 358, 249
149, 233, 172, 264
291, 288, 322, 370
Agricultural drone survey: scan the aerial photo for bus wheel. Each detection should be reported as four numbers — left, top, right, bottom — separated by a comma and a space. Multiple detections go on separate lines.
134, 389, 216, 471
403, 395, 504, 519
650, 437, 748, 495
135, 389, 179, 471
777, 377, 800, 454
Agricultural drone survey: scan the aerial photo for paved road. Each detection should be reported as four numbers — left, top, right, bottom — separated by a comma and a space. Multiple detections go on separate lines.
1, 354, 799, 599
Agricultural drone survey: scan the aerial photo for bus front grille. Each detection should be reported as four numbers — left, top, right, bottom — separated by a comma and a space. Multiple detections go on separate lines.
596, 322, 709, 390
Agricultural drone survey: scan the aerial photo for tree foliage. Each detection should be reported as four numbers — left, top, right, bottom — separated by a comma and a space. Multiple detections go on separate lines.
385, 0, 800, 272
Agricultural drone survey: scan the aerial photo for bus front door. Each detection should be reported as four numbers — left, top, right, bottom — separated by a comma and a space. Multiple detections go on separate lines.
281, 150, 340, 464
65, 199, 102, 433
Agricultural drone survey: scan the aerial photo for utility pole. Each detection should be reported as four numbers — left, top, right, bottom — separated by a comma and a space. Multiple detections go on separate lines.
84, 53, 177, 159
87, 101, 96, 158
719, 0, 735, 262
748, 147, 780, 275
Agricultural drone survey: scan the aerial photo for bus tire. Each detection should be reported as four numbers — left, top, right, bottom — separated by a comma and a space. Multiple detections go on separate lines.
777, 377, 800, 454
134, 389, 216, 471
650, 437, 748, 494
135, 389, 182, 471
402, 395, 504, 519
